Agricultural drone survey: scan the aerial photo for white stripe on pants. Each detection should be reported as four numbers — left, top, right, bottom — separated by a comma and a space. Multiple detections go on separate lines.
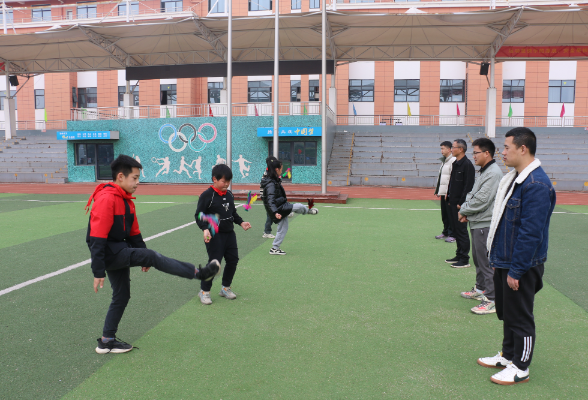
272, 203, 308, 249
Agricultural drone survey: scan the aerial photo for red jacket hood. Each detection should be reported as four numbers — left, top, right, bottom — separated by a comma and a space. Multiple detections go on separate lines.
85, 183, 135, 214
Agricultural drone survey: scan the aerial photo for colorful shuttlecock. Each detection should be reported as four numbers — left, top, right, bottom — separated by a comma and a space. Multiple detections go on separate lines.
307, 198, 314, 210
243, 190, 258, 211
282, 168, 292, 179
198, 212, 220, 237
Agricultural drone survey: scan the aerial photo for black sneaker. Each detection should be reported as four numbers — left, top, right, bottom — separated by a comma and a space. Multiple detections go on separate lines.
195, 259, 221, 281
445, 256, 460, 264
451, 261, 471, 268
269, 248, 286, 255
95, 338, 133, 354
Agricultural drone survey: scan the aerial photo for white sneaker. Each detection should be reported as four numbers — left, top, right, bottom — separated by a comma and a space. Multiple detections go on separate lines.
262, 233, 275, 239
490, 362, 529, 385
308, 208, 318, 215
198, 290, 212, 305
477, 351, 511, 369
288, 212, 294, 218
471, 299, 496, 315
461, 285, 485, 300
219, 286, 237, 300
269, 247, 286, 255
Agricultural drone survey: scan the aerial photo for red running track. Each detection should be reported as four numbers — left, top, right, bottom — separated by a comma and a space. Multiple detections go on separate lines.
0, 183, 586, 205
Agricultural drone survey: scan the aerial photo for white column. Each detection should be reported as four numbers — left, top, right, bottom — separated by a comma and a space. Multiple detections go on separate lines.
272, 0, 279, 158
4, 62, 16, 140
486, 58, 496, 138
227, 0, 232, 188
321, 0, 327, 193
328, 68, 336, 116
2, 1, 7, 35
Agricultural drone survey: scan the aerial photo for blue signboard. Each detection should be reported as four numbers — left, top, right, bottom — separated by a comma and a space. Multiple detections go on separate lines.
257, 127, 322, 137
56, 131, 119, 140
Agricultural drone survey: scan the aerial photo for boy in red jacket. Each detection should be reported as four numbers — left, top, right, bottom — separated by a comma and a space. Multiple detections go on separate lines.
86, 155, 219, 354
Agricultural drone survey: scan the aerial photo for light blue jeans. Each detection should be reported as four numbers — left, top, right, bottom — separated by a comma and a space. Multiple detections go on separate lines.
272, 203, 308, 249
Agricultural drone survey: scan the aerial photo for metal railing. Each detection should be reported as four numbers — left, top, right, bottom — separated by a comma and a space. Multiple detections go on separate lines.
495, 116, 588, 128
337, 114, 487, 126
71, 102, 323, 121
0, 120, 67, 130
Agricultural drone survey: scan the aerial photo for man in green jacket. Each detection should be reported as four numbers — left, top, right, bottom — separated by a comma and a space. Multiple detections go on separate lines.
458, 138, 503, 315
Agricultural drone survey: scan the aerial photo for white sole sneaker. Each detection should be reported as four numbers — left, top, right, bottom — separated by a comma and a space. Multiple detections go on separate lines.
477, 352, 511, 369
262, 233, 275, 239
269, 248, 286, 255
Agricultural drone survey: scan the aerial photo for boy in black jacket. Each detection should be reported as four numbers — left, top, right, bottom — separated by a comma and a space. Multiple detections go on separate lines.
195, 164, 251, 305
86, 155, 220, 354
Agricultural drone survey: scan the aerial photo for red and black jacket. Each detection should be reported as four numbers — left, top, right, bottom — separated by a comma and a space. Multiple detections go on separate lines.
85, 183, 146, 278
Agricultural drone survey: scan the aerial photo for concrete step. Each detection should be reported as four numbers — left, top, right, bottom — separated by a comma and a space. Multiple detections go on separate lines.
0, 167, 67, 173
0, 161, 67, 168
349, 175, 437, 187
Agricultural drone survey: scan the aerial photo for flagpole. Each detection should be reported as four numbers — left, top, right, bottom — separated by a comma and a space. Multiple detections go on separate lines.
320, 0, 327, 194
227, 0, 233, 189
273, 0, 279, 158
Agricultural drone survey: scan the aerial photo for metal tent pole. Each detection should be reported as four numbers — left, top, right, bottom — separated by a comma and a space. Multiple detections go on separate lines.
273, 0, 279, 158
227, 0, 233, 187
321, 0, 327, 194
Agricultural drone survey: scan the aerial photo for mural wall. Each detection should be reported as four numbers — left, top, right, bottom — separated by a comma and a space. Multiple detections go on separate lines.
67, 116, 323, 184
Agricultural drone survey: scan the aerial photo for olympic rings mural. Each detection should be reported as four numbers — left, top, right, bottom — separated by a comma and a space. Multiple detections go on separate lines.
158, 122, 218, 153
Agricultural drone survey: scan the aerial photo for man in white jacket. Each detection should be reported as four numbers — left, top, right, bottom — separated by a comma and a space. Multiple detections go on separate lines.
433, 141, 456, 242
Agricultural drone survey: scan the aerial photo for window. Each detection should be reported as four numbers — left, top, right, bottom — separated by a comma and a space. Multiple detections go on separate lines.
76, 143, 96, 165
0, 90, 17, 110
394, 79, 420, 102
309, 80, 319, 102
78, 88, 97, 108
548, 80, 575, 103
249, 0, 272, 11
160, 84, 177, 105
96, 144, 115, 180
440, 79, 465, 102
290, 80, 301, 102
248, 81, 272, 102
291, 0, 301, 9
502, 80, 524, 103
32, 5, 51, 22
118, 85, 139, 106
349, 79, 374, 102
35, 89, 45, 109
2, 9, 13, 23
209, 0, 226, 13
208, 82, 223, 103
67, 9, 73, 19
77, 2, 97, 18
269, 141, 317, 167
118, 2, 139, 16
309, 0, 320, 8
161, 0, 183, 12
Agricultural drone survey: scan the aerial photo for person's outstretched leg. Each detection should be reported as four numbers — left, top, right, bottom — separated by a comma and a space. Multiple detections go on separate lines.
124, 247, 218, 281
292, 203, 309, 215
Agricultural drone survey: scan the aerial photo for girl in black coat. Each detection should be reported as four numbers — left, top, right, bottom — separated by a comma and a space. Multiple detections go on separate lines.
261, 156, 318, 255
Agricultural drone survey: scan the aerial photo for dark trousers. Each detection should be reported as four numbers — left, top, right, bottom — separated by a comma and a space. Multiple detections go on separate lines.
103, 247, 196, 337
264, 212, 273, 234
494, 265, 544, 370
201, 230, 239, 292
446, 202, 470, 263
439, 195, 453, 237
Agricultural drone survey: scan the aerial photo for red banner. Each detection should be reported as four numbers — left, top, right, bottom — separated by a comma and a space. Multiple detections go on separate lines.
497, 46, 588, 58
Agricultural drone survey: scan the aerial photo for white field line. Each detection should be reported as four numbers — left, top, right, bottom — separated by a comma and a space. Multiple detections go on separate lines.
0, 221, 195, 298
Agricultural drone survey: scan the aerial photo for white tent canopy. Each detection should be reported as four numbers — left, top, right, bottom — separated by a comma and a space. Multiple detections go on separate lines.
1, 7, 588, 73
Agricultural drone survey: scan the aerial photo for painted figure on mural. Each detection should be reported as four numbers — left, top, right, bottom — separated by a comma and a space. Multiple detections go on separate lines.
133, 154, 146, 178
152, 157, 171, 177
173, 156, 203, 180
233, 155, 252, 178
174, 156, 194, 178
193, 156, 203, 179
215, 155, 227, 165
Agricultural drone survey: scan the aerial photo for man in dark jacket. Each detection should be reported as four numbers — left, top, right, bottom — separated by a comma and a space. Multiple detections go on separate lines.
445, 139, 475, 268
477, 128, 555, 385
86, 155, 219, 354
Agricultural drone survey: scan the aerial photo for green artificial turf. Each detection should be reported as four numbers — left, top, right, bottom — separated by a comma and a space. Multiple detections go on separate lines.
1, 196, 587, 399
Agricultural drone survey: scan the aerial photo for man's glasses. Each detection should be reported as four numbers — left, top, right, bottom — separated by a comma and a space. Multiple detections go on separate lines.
472, 151, 486, 155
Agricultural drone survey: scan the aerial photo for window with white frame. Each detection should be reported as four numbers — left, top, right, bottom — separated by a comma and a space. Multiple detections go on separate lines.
32, 5, 51, 22
502, 80, 525, 103
118, 2, 140, 16
440, 80, 465, 102
291, 0, 301, 9
548, 80, 575, 103
35, 89, 45, 109
249, 0, 271, 11
77, 2, 97, 18
208, 82, 223, 103
291, 80, 301, 102
248, 81, 272, 102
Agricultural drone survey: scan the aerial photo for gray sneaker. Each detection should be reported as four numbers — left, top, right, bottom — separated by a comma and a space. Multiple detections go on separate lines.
198, 290, 212, 305
262, 233, 275, 239
269, 247, 286, 255
308, 208, 319, 215
445, 237, 456, 243
219, 286, 237, 300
